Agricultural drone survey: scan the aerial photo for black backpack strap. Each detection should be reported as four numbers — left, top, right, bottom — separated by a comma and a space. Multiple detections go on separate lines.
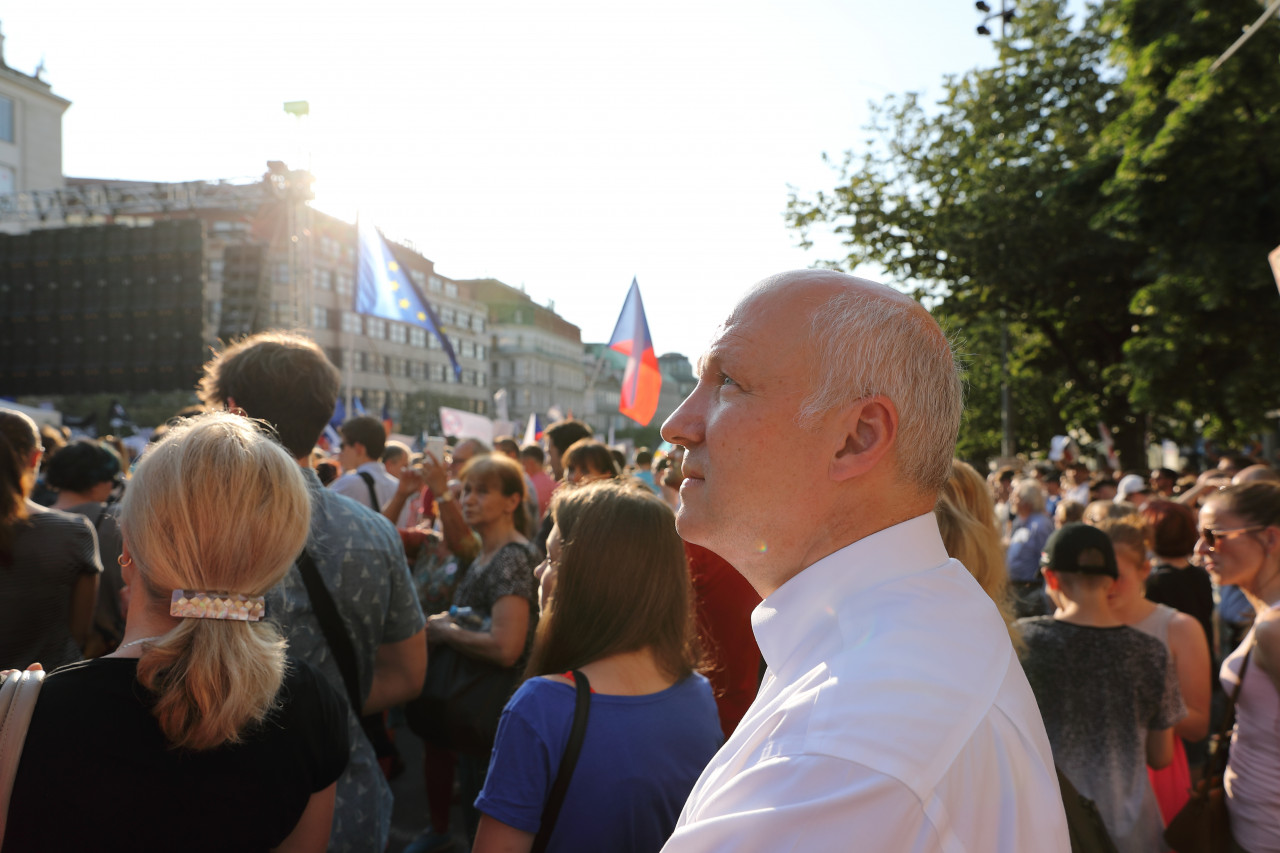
295, 548, 392, 753
357, 471, 381, 512
295, 549, 364, 713
532, 670, 591, 853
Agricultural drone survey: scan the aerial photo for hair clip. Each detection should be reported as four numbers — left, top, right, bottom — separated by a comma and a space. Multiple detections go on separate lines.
170, 590, 267, 622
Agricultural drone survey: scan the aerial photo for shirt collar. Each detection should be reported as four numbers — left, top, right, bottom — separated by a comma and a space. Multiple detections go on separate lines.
751, 512, 952, 675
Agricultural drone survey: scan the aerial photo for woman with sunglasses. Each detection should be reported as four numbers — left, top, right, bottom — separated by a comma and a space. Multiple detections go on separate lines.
1195, 482, 1280, 852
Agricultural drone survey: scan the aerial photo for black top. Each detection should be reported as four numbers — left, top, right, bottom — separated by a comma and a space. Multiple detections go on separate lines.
3, 656, 349, 853
1146, 562, 1215, 650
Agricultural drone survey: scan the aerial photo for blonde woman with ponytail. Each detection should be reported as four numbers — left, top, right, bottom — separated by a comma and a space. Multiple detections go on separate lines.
3, 413, 350, 853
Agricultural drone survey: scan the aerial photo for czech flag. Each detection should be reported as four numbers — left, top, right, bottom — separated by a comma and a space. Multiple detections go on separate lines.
608, 278, 661, 426
522, 413, 543, 446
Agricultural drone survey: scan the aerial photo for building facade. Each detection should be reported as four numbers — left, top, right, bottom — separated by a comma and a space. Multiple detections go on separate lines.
0, 35, 68, 201
463, 278, 587, 428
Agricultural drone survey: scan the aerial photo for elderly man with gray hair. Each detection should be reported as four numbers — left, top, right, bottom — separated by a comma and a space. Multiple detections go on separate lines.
660, 271, 1068, 852
1007, 477, 1056, 618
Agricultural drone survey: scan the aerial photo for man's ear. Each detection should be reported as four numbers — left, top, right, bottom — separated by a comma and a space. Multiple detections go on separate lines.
829, 395, 898, 483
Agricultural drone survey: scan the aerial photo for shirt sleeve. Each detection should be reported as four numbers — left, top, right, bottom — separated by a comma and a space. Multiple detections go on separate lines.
487, 545, 537, 603
72, 513, 103, 576
299, 661, 352, 790
474, 688, 558, 834
663, 755, 947, 853
373, 514, 427, 644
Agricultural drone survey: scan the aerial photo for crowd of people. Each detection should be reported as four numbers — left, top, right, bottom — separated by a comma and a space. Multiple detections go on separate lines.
2, 269, 1279, 852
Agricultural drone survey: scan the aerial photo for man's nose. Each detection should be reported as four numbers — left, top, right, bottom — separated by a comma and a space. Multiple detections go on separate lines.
661, 384, 704, 447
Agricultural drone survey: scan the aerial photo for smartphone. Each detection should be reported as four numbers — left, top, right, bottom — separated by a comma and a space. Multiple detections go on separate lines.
424, 436, 447, 463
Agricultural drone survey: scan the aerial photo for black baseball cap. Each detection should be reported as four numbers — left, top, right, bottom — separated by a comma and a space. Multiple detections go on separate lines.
1040, 523, 1118, 578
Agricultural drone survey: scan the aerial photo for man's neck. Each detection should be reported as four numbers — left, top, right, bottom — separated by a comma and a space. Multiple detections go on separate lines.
1053, 595, 1122, 628
750, 503, 933, 599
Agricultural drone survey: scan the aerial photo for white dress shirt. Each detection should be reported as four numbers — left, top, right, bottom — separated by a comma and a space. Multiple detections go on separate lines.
331, 462, 404, 522
663, 513, 1070, 853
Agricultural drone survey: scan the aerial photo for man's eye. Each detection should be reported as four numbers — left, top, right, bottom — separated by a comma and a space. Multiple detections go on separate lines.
719, 373, 737, 387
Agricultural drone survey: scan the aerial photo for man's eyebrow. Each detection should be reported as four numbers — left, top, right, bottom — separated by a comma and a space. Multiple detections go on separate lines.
694, 349, 724, 378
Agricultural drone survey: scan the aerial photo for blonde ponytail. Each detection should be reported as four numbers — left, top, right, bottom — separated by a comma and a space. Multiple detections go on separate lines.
121, 413, 311, 750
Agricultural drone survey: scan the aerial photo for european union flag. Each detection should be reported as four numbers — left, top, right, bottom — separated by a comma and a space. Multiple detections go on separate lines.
355, 218, 461, 379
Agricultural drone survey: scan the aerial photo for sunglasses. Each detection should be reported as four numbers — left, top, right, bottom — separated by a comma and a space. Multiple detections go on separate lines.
1198, 526, 1265, 549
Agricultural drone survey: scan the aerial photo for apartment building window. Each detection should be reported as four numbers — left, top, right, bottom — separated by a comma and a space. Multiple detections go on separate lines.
460, 340, 474, 358
428, 275, 443, 294
439, 306, 455, 325
429, 363, 445, 382
312, 305, 330, 330
390, 323, 407, 344
472, 316, 486, 333
342, 312, 362, 334
444, 282, 458, 298
477, 344, 487, 360
409, 327, 426, 347
410, 270, 426, 287
457, 311, 469, 329
427, 333, 441, 350
391, 358, 407, 377
313, 268, 332, 290
409, 361, 424, 380
366, 318, 386, 339
477, 372, 487, 388
336, 273, 353, 295
0, 96, 12, 143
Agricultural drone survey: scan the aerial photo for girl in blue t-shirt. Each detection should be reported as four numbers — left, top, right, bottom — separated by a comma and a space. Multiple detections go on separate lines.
473, 479, 723, 853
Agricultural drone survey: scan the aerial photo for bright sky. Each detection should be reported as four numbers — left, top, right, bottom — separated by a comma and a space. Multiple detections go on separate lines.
5, 1, 1027, 359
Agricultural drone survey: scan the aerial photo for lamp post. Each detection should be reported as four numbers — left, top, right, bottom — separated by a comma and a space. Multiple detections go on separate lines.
974, 0, 1017, 460
974, 0, 1015, 39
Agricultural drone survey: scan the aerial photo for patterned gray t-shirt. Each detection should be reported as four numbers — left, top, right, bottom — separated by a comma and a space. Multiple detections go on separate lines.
266, 468, 426, 853
1017, 618, 1184, 853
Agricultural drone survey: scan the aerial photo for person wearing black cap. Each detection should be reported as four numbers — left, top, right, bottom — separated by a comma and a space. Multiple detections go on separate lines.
46, 439, 126, 655
1017, 524, 1185, 853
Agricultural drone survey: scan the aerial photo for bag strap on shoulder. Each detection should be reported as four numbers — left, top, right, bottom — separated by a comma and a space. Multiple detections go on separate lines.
295, 549, 364, 714
0, 669, 45, 848
531, 670, 591, 853
357, 471, 381, 513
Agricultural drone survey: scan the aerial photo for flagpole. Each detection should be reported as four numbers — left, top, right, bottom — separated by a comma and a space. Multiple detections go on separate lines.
346, 213, 357, 416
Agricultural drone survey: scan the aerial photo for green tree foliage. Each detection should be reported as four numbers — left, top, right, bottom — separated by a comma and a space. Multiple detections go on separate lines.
788, 0, 1280, 467
1097, 0, 1280, 445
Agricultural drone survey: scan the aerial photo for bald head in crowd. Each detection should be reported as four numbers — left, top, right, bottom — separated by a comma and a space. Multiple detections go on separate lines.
662, 269, 962, 596
660, 270, 1068, 852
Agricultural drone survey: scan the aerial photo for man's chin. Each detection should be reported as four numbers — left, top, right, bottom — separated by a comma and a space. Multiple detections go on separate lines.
673, 503, 706, 543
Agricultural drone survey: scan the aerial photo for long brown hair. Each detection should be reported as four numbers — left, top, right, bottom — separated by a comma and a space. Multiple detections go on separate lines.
525, 480, 699, 681
0, 409, 39, 558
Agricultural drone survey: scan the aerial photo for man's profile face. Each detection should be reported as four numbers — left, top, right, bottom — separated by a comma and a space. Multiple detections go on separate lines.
338, 436, 361, 470
449, 440, 477, 479
662, 446, 684, 488
661, 284, 825, 562
548, 443, 565, 479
